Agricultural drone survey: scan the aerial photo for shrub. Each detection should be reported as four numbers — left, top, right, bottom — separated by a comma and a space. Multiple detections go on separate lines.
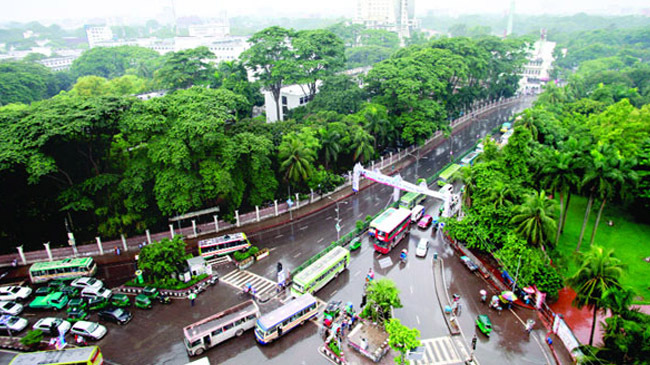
356, 220, 365, 233
21, 330, 43, 349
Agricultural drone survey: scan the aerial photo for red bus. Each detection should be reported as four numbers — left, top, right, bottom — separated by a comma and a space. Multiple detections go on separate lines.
370, 208, 411, 254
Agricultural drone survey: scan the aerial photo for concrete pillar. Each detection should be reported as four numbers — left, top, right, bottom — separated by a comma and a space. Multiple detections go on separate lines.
146, 229, 152, 244
389, 152, 393, 164
96, 237, 104, 255
235, 210, 240, 227
295, 193, 300, 209
44, 242, 53, 262
192, 220, 197, 236
169, 224, 175, 239
380, 156, 384, 168
274, 200, 279, 216
213, 215, 219, 233
16, 246, 26, 265
310, 189, 314, 203
255, 206, 260, 222
121, 234, 128, 252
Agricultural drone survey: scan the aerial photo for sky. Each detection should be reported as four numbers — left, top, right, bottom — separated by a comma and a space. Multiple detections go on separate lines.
1, 0, 649, 24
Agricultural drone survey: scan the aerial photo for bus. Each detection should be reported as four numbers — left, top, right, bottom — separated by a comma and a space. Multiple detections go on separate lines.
370, 208, 411, 254
9, 346, 103, 365
29, 257, 97, 284
398, 192, 426, 210
291, 246, 350, 297
460, 150, 480, 166
183, 300, 260, 356
437, 164, 461, 186
198, 232, 251, 259
255, 293, 318, 344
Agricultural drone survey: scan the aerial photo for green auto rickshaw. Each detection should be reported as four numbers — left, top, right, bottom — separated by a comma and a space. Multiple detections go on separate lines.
135, 294, 152, 309
111, 294, 131, 307
476, 314, 492, 336
87, 297, 109, 311
349, 237, 362, 251
67, 298, 87, 312
142, 286, 170, 304
67, 307, 89, 323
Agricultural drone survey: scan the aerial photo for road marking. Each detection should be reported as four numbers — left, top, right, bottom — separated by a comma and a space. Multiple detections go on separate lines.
374, 201, 381, 206
293, 252, 302, 258
326, 216, 333, 220
317, 238, 324, 243
358, 213, 364, 218
410, 285, 414, 294
354, 270, 361, 277
275, 234, 284, 239
331, 290, 338, 296
299, 225, 309, 230
416, 315, 420, 325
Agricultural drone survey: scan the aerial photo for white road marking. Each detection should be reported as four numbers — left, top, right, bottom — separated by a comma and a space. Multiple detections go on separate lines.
374, 201, 381, 206
410, 285, 414, 294
416, 315, 420, 325
275, 234, 284, 239
293, 252, 302, 258
299, 225, 309, 230
326, 216, 333, 220
358, 213, 364, 218
354, 270, 361, 277
331, 290, 338, 296
317, 238, 324, 243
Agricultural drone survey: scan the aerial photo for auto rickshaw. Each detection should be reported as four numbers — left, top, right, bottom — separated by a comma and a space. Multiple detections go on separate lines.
111, 294, 131, 308
67, 307, 89, 323
349, 237, 362, 251
135, 294, 152, 309
143, 287, 171, 304
476, 314, 492, 336
87, 297, 108, 311
67, 298, 87, 312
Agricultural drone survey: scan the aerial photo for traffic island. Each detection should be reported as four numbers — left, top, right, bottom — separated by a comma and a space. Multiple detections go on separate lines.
346, 318, 390, 362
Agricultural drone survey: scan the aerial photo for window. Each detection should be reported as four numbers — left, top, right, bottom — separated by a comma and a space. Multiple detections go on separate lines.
224, 323, 234, 331
212, 328, 223, 336
282, 96, 288, 105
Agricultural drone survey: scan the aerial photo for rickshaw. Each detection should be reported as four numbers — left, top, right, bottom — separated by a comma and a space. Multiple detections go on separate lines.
67, 298, 87, 312
67, 307, 89, 323
476, 314, 492, 336
60, 285, 80, 298
87, 297, 108, 311
111, 294, 131, 308
143, 287, 171, 304
135, 294, 152, 309
349, 237, 362, 251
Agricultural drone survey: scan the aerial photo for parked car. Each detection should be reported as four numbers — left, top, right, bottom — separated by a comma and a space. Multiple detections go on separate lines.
110, 294, 130, 308
349, 237, 362, 251
28, 292, 69, 311
81, 287, 112, 301
460, 256, 479, 272
71, 277, 103, 291
70, 321, 107, 340
0, 315, 28, 333
0, 301, 23, 316
134, 294, 152, 309
142, 287, 170, 304
98, 307, 133, 325
415, 238, 429, 258
0, 286, 32, 301
86, 297, 109, 311
33, 317, 71, 336
60, 286, 80, 299
410, 205, 425, 223
35, 286, 54, 296
67, 298, 88, 312
417, 215, 433, 229
47, 280, 66, 290
67, 307, 89, 323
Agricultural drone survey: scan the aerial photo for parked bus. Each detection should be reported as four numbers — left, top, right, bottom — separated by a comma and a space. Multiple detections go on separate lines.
291, 247, 350, 297
370, 208, 411, 254
9, 346, 103, 365
437, 164, 461, 186
198, 232, 251, 259
183, 300, 260, 356
460, 150, 480, 166
255, 293, 318, 344
29, 257, 97, 284
398, 192, 426, 210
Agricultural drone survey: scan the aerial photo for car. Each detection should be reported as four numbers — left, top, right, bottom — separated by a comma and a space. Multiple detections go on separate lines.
460, 256, 479, 272
33, 317, 71, 336
60, 285, 80, 298
411, 205, 425, 223
0, 301, 23, 316
67, 307, 89, 323
110, 294, 130, 308
476, 314, 493, 336
415, 238, 429, 258
417, 215, 433, 229
71, 277, 104, 291
98, 307, 133, 325
0, 286, 32, 301
0, 315, 28, 333
134, 294, 152, 309
349, 237, 362, 251
81, 287, 112, 301
86, 297, 109, 311
67, 298, 88, 312
70, 321, 107, 340
35, 286, 54, 296
28, 292, 69, 311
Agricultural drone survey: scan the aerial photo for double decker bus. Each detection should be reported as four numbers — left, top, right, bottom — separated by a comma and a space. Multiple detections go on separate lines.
398, 192, 426, 210
9, 346, 103, 365
370, 208, 411, 254
291, 246, 350, 297
183, 300, 260, 356
198, 232, 251, 259
255, 293, 318, 344
29, 257, 97, 284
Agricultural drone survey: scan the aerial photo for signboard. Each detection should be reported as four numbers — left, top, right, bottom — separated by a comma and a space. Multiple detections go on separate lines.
553, 315, 583, 359
352, 163, 445, 200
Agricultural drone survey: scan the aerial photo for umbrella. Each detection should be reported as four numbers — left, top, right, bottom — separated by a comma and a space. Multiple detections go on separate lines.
501, 291, 517, 302
523, 287, 535, 294
479, 289, 487, 296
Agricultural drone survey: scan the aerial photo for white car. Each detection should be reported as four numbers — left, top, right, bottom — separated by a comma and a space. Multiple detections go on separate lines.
71, 321, 107, 340
71, 277, 104, 291
0, 286, 32, 301
33, 317, 71, 336
411, 205, 425, 223
415, 238, 429, 258
0, 315, 28, 333
0, 301, 23, 316
81, 287, 112, 301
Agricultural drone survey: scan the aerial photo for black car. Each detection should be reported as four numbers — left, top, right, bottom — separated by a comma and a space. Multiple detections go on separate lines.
98, 307, 133, 325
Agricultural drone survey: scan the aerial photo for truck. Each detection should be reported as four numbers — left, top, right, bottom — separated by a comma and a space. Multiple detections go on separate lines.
28, 292, 69, 311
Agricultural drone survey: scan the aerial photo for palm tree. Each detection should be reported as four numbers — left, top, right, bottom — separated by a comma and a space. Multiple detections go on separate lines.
510, 190, 558, 254
361, 104, 390, 149
567, 246, 624, 346
515, 110, 538, 141
319, 127, 341, 170
351, 127, 375, 163
278, 133, 317, 186
558, 136, 591, 234
486, 180, 516, 209
452, 165, 476, 208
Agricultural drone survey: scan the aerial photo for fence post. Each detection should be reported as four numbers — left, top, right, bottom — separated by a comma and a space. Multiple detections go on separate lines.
235, 210, 240, 227
256, 206, 260, 222
146, 229, 152, 245
381, 156, 384, 168
169, 224, 174, 239
96, 237, 104, 255
16, 246, 26, 265
310, 189, 314, 203
213, 215, 219, 233
121, 234, 128, 252
192, 220, 197, 236
44, 242, 53, 261
295, 193, 300, 209
274, 200, 279, 216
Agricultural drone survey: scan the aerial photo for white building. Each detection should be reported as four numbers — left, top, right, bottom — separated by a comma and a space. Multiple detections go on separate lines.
85, 26, 114, 48
188, 22, 230, 38
263, 84, 319, 123
354, 0, 418, 38
37, 56, 78, 71
518, 31, 556, 95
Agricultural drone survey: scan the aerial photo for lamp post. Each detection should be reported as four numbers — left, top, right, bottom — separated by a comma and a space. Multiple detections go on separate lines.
327, 196, 348, 241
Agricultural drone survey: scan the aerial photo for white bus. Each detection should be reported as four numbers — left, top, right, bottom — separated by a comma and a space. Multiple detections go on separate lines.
291, 246, 350, 297
197, 232, 251, 259
183, 300, 260, 356
254, 293, 318, 344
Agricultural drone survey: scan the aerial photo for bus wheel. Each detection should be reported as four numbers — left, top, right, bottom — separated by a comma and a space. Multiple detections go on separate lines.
236, 329, 244, 337
195, 348, 204, 356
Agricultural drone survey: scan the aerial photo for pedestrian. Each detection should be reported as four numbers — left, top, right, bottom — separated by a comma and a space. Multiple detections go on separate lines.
189, 292, 196, 306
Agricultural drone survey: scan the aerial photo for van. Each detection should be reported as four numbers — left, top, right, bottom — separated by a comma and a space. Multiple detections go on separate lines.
411, 205, 425, 223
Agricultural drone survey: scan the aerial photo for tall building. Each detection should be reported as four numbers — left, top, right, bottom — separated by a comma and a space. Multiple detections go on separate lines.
354, 0, 417, 38
85, 26, 113, 48
518, 30, 556, 95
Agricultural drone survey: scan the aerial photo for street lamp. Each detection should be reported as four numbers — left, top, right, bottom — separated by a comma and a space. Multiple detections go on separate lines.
327, 196, 348, 241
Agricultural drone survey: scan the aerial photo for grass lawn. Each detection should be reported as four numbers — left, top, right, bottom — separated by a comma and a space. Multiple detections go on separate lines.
553, 195, 650, 304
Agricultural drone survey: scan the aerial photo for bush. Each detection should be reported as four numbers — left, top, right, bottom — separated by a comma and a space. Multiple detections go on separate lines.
356, 220, 365, 233
20, 330, 43, 348
233, 246, 260, 262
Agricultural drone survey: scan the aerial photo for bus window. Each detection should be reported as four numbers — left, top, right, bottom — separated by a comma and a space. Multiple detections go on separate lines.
224, 323, 234, 331
212, 328, 223, 336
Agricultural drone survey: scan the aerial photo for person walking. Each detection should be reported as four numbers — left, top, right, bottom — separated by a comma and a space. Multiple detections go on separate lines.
188, 292, 196, 307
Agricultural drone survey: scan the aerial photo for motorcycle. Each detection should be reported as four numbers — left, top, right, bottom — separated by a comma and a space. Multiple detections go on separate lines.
207, 275, 219, 286
400, 249, 408, 263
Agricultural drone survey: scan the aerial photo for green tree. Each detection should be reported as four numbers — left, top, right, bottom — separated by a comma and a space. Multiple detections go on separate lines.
278, 132, 318, 186
452, 165, 477, 208
155, 47, 216, 90
137, 236, 188, 284
359, 103, 391, 149
361, 278, 402, 324
319, 126, 342, 170
0, 61, 64, 105
350, 126, 375, 163
70, 75, 109, 96
510, 190, 558, 253
20, 330, 43, 349
292, 29, 345, 99
300, 74, 365, 115
386, 318, 422, 365
71, 46, 161, 79
567, 245, 624, 346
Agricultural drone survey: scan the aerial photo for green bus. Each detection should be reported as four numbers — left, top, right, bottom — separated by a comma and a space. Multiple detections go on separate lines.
9, 346, 103, 365
291, 246, 350, 297
399, 192, 426, 210
437, 164, 461, 186
29, 257, 97, 284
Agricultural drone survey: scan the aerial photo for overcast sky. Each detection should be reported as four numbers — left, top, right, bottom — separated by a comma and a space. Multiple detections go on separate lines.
2, 0, 649, 24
